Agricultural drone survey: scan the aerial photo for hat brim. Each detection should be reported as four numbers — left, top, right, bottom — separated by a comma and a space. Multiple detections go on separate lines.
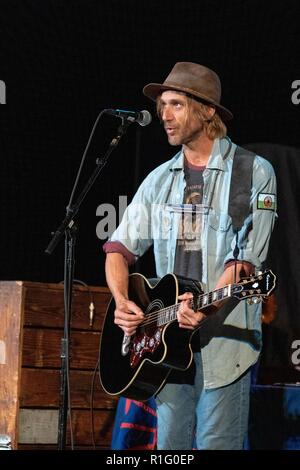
143, 82, 233, 121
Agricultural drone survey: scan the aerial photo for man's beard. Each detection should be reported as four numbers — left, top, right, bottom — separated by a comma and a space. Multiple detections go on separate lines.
167, 125, 204, 146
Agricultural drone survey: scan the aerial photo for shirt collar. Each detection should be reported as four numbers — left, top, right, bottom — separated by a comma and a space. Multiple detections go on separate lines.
207, 137, 233, 171
169, 137, 233, 172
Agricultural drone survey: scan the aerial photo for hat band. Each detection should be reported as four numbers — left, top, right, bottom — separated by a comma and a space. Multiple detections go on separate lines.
184, 91, 217, 107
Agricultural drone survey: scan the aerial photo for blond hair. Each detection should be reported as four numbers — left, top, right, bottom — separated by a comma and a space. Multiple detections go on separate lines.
156, 93, 227, 140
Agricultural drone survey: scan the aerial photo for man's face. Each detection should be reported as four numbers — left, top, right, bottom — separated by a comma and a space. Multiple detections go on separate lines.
159, 90, 205, 146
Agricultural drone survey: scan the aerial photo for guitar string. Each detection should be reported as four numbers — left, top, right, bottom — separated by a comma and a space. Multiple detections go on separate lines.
140, 281, 265, 328
140, 284, 238, 327
127, 275, 271, 349
142, 310, 214, 333
129, 273, 266, 329
140, 291, 263, 329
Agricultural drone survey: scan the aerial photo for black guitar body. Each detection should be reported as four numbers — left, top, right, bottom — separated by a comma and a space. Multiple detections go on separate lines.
99, 269, 275, 401
99, 273, 194, 401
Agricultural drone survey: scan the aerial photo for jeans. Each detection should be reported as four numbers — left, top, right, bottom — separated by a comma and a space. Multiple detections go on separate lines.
156, 352, 251, 450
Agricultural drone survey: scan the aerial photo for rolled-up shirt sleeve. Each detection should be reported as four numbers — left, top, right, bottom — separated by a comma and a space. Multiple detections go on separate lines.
224, 259, 254, 275
103, 240, 137, 266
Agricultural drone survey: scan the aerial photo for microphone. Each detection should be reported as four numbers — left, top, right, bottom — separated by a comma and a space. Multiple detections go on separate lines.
105, 108, 152, 127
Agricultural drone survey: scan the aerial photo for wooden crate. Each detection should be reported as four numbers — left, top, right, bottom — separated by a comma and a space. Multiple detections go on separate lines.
0, 281, 117, 450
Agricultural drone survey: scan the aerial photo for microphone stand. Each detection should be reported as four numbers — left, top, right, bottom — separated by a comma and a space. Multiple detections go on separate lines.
45, 117, 132, 450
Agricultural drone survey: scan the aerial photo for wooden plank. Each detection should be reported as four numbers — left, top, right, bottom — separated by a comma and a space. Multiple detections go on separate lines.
67, 409, 115, 446
0, 281, 24, 449
18, 409, 58, 444
20, 280, 109, 294
20, 368, 117, 408
0, 281, 115, 451
23, 284, 111, 330
18, 409, 115, 447
22, 329, 101, 369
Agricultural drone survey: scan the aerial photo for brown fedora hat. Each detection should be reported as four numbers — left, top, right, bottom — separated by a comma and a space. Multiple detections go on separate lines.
143, 62, 233, 121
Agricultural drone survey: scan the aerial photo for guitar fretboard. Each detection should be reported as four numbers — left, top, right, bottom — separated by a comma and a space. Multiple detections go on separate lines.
157, 284, 232, 326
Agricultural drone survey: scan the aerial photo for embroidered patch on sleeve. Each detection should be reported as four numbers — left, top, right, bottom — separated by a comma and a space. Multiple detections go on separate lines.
257, 193, 276, 210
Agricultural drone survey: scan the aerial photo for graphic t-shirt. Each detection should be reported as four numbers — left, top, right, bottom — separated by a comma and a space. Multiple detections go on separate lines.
168, 159, 206, 381
173, 159, 205, 282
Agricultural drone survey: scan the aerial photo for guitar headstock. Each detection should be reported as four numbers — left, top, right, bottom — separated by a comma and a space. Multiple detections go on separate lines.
232, 269, 276, 301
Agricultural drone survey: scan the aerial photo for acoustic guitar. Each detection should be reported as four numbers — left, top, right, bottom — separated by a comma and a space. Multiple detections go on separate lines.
99, 270, 276, 401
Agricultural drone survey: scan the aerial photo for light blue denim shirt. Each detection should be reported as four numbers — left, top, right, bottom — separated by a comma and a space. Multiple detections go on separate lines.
109, 137, 277, 388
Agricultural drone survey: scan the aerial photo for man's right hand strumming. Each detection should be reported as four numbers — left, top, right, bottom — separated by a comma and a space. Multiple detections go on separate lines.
114, 299, 144, 336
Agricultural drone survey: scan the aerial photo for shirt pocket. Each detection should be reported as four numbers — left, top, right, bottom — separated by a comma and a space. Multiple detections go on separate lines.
207, 210, 233, 256
153, 204, 173, 241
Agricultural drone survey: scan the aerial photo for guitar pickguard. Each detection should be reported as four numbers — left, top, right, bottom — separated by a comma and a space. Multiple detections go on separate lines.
129, 298, 164, 368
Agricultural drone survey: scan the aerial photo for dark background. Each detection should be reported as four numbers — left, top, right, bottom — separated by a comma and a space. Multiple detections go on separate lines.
1, 0, 300, 382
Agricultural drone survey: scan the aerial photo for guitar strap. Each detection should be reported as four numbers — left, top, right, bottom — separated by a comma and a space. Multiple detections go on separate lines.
228, 145, 255, 231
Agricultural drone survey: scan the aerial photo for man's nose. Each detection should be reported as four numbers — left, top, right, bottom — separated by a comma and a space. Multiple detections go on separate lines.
162, 107, 173, 121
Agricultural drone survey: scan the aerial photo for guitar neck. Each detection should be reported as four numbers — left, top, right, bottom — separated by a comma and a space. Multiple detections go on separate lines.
157, 283, 233, 326
192, 284, 233, 311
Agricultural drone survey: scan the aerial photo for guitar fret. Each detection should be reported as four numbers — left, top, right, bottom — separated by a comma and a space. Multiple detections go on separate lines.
171, 307, 177, 321
165, 309, 169, 323
222, 285, 231, 298
163, 309, 169, 325
158, 307, 177, 326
